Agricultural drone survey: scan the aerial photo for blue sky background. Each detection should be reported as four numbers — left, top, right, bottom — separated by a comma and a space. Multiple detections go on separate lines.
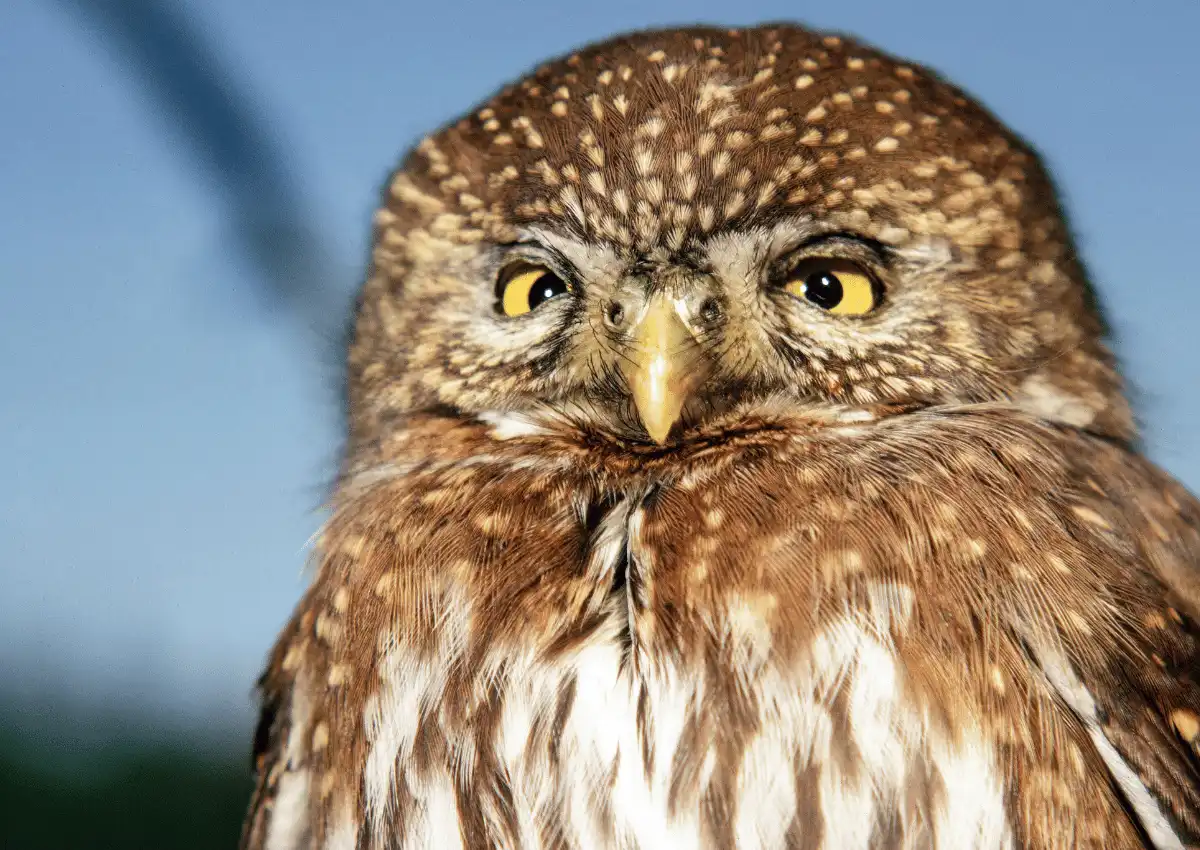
2, 0, 1197, 738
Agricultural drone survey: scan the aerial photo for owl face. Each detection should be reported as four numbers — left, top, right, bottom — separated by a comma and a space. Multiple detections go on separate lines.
348, 25, 1132, 450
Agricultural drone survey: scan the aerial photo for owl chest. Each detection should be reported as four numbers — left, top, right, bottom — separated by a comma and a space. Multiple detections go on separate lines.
352, 471, 1026, 849
369, 605, 1013, 850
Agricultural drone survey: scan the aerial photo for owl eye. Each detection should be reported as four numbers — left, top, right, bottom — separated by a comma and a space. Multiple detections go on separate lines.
498, 266, 572, 317
784, 259, 879, 316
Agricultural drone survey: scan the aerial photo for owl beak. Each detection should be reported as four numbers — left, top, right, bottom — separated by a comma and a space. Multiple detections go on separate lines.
622, 293, 707, 444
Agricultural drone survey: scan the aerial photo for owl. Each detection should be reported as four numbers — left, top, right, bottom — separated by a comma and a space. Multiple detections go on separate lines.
240, 23, 1200, 850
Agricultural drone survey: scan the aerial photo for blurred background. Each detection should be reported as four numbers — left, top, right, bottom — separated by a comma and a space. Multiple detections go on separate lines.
1, 0, 1197, 846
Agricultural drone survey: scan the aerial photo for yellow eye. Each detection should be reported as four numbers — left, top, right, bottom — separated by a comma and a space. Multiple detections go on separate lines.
498, 266, 572, 317
784, 259, 879, 316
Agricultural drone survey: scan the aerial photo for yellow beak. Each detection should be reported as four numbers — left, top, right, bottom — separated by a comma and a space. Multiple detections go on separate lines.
621, 294, 708, 444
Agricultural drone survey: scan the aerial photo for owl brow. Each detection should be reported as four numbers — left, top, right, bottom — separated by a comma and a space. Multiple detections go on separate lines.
787, 231, 894, 264
492, 240, 585, 292
766, 232, 895, 285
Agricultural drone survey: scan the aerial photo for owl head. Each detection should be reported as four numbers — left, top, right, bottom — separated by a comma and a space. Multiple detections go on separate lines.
345, 24, 1132, 457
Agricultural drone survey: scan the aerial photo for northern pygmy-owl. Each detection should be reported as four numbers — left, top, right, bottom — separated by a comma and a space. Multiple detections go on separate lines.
241, 24, 1200, 850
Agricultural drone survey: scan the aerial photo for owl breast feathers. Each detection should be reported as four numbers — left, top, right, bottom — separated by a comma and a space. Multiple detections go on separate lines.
241, 23, 1200, 850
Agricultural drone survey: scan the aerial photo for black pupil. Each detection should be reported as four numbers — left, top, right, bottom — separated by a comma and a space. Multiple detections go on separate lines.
804, 270, 844, 310
527, 272, 569, 309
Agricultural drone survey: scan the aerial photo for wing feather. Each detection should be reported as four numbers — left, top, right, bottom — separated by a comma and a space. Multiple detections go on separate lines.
1034, 435, 1200, 847
240, 615, 310, 850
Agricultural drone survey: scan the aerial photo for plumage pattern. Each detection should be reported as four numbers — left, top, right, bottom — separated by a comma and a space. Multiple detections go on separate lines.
242, 23, 1200, 850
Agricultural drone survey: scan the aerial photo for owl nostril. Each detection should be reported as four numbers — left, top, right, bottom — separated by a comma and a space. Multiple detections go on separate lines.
606, 301, 626, 327
698, 297, 722, 324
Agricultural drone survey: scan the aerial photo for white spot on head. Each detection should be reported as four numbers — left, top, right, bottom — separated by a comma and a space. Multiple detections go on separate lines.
1016, 374, 1098, 427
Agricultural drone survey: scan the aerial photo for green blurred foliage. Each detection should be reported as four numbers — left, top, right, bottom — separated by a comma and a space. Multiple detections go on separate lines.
0, 704, 253, 850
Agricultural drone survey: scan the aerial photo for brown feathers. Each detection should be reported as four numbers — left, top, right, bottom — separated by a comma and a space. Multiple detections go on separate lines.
243, 22, 1200, 850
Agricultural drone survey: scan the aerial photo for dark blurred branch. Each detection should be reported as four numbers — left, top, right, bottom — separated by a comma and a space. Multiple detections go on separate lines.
55, 0, 348, 341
